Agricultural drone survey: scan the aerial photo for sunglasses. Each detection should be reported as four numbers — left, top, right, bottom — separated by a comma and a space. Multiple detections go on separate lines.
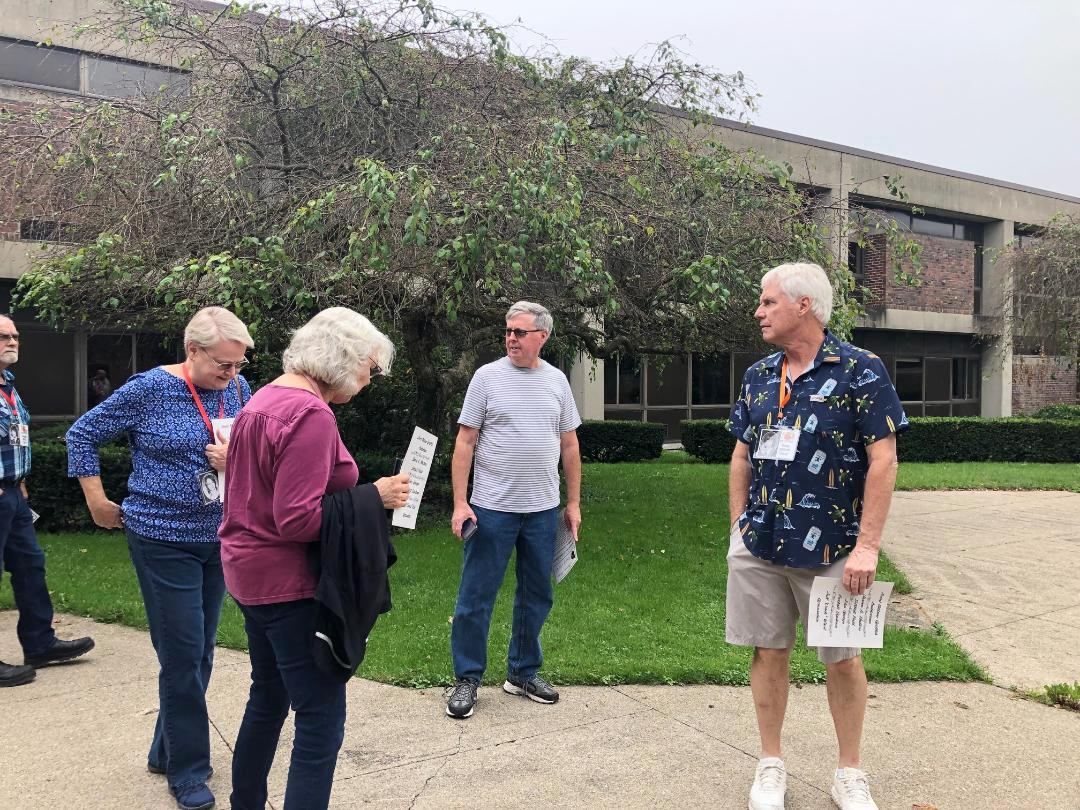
504, 328, 544, 339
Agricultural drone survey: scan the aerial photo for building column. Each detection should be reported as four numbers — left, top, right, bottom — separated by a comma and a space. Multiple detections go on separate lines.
568, 352, 604, 421
980, 220, 1013, 417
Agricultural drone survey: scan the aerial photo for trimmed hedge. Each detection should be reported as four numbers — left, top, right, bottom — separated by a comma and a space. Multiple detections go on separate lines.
898, 417, 1080, 462
578, 419, 664, 463
1031, 404, 1080, 421
680, 419, 736, 464
680, 417, 1080, 464
28, 439, 132, 532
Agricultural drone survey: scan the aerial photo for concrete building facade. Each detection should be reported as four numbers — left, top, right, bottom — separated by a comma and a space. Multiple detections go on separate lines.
3, 0, 1079, 428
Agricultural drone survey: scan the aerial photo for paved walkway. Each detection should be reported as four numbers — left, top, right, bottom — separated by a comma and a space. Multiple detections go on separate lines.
2, 491, 1079, 809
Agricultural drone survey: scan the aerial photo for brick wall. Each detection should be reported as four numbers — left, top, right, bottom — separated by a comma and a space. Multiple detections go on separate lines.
1012, 355, 1079, 414
863, 233, 975, 314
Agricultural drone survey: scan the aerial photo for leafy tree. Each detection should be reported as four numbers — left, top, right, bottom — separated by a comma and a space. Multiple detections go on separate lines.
2, 0, 915, 437
1003, 214, 1080, 367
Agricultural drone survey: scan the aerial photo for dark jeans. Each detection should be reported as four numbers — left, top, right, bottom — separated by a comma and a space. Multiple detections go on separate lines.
0, 485, 55, 657
231, 598, 347, 810
450, 505, 557, 683
126, 530, 225, 791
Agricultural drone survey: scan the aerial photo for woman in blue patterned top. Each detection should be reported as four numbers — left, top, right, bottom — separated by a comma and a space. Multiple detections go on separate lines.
66, 307, 253, 810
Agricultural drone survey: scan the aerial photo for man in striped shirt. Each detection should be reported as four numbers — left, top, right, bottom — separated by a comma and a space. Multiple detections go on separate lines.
445, 302, 582, 719
0, 315, 94, 687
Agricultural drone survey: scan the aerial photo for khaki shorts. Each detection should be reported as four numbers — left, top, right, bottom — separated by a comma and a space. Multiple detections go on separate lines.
725, 527, 860, 664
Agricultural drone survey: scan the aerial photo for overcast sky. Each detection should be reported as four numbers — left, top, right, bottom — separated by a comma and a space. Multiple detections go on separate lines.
280, 0, 1080, 197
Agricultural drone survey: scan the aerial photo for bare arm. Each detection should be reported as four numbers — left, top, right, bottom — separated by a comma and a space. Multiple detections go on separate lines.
560, 429, 582, 540
77, 475, 124, 529
842, 433, 899, 595
450, 425, 479, 538
728, 440, 753, 529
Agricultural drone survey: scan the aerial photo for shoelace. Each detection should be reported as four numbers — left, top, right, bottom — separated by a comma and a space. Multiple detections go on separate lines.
838, 771, 871, 802
447, 682, 475, 703
756, 763, 785, 792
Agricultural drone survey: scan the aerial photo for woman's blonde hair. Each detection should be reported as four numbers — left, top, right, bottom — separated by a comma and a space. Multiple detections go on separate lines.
183, 307, 254, 350
282, 307, 394, 396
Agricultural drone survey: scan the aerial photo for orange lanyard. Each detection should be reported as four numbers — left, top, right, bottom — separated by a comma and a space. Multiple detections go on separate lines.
777, 356, 792, 420
181, 363, 224, 438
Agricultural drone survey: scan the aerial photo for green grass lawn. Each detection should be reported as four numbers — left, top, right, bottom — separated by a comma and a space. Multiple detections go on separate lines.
1, 458, 1035, 688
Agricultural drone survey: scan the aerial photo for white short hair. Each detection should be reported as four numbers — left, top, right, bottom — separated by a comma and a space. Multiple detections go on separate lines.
760, 262, 833, 325
282, 307, 394, 396
184, 307, 254, 349
506, 301, 553, 333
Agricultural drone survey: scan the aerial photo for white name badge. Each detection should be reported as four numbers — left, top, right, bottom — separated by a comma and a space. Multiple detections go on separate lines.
753, 427, 800, 461
9, 423, 28, 446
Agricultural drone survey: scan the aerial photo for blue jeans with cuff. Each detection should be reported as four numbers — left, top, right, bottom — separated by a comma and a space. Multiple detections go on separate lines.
126, 529, 224, 791
231, 598, 347, 810
450, 504, 558, 683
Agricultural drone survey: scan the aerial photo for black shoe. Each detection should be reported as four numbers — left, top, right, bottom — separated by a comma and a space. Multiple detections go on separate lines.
149, 763, 214, 781
0, 660, 36, 687
503, 673, 559, 704
445, 679, 478, 719
172, 782, 215, 810
24, 636, 95, 668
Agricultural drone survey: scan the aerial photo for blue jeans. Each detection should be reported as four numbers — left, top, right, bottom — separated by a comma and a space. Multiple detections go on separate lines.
0, 486, 55, 657
450, 505, 558, 683
126, 530, 225, 791
231, 599, 347, 810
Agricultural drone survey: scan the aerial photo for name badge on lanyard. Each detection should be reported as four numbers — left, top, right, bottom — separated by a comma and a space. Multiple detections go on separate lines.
0, 388, 27, 446
182, 364, 225, 504
754, 356, 800, 462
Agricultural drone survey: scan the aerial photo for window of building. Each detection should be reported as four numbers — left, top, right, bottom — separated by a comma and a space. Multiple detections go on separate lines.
973, 246, 984, 314
603, 355, 642, 406
894, 359, 924, 402
911, 215, 954, 239
692, 353, 730, 405
951, 357, 981, 401
12, 329, 78, 417
856, 204, 981, 242
0, 36, 185, 98
86, 55, 186, 98
847, 242, 866, 303
0, 37, 80, 91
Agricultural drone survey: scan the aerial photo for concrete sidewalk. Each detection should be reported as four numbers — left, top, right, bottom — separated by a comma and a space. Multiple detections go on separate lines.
2, 491, 1079, 809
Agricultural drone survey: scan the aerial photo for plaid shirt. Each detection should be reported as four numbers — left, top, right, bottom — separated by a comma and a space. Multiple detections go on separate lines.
0, 368, 32, 481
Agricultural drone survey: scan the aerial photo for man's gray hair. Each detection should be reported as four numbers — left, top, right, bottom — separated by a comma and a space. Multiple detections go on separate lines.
184, 307, 254, 349
760, 262, 834, 325
506, 301, 553, 333
282, 307, 394, 397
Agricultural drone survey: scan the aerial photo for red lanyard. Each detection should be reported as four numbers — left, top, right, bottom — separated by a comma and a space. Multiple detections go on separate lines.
181, 363, 225, 438
0, 386, 17, 418
777, 356, 792, 419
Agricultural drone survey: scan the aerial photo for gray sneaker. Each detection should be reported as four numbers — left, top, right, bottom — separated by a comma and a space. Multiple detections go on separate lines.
502, 673, 559, 704
445, 679, 478, 719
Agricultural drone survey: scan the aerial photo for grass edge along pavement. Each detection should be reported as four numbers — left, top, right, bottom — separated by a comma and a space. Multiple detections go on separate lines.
4, 458, 1061, 689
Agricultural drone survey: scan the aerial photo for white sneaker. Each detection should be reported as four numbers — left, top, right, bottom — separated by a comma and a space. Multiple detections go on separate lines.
748, 757, 787, 810
831, 767, 879, 810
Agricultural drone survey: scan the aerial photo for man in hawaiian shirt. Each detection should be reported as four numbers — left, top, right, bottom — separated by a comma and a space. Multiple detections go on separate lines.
726, 263, 907, 810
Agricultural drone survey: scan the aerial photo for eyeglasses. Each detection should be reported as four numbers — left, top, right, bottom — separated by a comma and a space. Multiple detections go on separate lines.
200, 348, 249, 371
0, 333, 20, 343
369, 358, 383, 377
504, 328, 544, 339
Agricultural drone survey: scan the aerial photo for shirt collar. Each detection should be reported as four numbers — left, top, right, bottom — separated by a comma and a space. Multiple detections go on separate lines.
2, 369, 13, 384
764, 330, 844, 373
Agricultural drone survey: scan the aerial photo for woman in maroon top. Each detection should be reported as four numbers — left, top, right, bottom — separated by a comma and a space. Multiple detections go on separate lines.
220, 307, 410, 810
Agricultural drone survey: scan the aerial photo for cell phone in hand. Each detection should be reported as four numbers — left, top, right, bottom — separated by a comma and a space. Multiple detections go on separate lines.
461, 518, 478, 541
